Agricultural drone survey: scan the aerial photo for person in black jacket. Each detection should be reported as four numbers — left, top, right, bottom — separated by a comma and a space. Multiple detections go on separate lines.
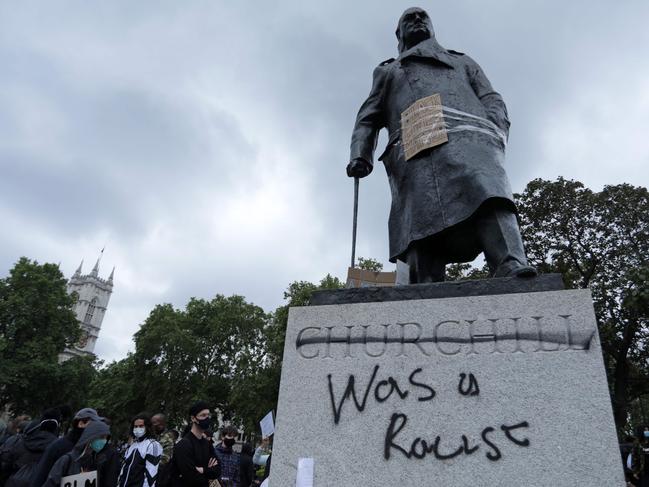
42, 420, 120, 487
239, 443, 256, 487
29, 408, 101, 487
0, 418, 30, 487
170, 401, 220, 487
5, 409, 60, 487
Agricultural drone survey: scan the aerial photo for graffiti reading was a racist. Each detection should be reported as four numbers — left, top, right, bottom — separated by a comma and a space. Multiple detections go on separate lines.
327, 365, 530, 463
384, 414, 530, 461
458, 373, 480, 396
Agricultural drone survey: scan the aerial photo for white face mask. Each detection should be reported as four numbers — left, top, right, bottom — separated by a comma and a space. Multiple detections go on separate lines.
133, 427, 146, 439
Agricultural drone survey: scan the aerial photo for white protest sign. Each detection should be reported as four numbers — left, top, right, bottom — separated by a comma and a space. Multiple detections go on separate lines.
60, 470, 97, 487
296, 458, 314, 487
260, 410, 275, 437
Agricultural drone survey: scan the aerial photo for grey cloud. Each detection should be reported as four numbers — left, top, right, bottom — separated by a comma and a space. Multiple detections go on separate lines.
0, 1, 648, 362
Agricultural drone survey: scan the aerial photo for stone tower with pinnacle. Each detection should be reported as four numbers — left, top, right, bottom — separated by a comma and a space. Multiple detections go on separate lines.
59, 250, 114, 362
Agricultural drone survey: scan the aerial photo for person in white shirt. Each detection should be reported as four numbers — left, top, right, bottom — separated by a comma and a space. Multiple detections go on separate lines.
118, 414, 163, 487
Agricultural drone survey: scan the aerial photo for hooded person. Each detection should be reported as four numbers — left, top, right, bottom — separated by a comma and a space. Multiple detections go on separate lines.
347, 7, 536, 283
41, 420, 120, 487
4, 411, 60, 487
29, 408, 103, 487
0, 418, 31, 484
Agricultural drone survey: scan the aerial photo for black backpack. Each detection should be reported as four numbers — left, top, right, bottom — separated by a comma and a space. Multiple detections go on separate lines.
5, 441, 45, 487
157, 446, 179, 487
5, 462, 36, 487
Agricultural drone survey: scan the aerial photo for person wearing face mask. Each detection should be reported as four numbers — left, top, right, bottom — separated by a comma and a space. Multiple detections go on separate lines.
29, 408, 101, 487
117, 414, 162, 487
41, 420, 120, 487
214, 426, 240, 487
169, 401, 220, 487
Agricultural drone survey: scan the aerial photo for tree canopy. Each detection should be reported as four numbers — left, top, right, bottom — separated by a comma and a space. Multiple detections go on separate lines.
515, 178, 649, 431
357, 257, 384, 272
131, 295, 268, 427
0, 258, 86, 415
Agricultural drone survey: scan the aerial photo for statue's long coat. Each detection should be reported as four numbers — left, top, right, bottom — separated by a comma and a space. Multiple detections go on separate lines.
350, 38, 515, 263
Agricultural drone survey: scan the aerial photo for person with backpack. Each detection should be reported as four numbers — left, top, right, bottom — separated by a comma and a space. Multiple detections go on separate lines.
117, 414, 162, 487
0, 418, 30, 487
4, 410, 60, 487
29, 407, 101, 487
42, 420, 119, 487
169, 401, 220, 487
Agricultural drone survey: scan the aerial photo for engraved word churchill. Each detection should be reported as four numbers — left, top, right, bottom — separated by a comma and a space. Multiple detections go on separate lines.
295, 314, 596, 359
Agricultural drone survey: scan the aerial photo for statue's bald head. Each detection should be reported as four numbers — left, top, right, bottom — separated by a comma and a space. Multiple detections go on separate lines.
396, 7, 434, 52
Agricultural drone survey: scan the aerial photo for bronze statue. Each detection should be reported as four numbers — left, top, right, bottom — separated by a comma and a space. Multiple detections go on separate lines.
347, 7, 536, 283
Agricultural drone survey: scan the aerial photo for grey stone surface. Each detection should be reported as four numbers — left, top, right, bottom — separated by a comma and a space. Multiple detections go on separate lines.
311, 274, 564, 306
271, 289, 624, 486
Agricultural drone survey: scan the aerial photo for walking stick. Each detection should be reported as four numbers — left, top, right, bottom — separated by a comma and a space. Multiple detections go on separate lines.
351, 176, 359, 268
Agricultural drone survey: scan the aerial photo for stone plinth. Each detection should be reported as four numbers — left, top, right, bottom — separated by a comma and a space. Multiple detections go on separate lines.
270, 287, 624, 486
311, 273, 565, 305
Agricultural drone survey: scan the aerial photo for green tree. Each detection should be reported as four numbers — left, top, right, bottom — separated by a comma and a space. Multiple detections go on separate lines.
0, 258, 81, 415
88, 355, 144, 439
131, 295, 268, 428
229, 274, 344, 436
271, 274, 344, 362
515, 178, 649, 431
357, 257, 383, 272
445, 262, 490, 281
240, 274, 345, 431
57, 355, 98, 412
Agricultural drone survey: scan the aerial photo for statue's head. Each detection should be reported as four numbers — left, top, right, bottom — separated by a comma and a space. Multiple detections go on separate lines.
396, 7, 434, 53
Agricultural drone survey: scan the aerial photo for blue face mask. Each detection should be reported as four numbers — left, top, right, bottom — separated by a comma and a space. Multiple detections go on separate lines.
644, 431, 649, 439
90, 438, 107, 453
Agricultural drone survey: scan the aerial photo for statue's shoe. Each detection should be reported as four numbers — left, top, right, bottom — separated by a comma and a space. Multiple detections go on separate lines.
494, 261, 538, 278
507, 265, 538, 278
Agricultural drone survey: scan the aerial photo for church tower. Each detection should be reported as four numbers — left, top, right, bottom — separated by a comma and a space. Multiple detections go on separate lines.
59, 251, 114, 362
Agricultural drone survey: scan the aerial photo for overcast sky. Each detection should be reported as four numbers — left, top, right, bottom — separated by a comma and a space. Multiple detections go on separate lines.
1, 0, 647, 363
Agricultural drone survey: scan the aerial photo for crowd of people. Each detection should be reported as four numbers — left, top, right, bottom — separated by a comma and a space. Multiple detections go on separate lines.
0, 401, 271, 487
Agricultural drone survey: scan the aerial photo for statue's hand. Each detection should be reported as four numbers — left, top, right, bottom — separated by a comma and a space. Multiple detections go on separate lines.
346, 158, 372, 178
